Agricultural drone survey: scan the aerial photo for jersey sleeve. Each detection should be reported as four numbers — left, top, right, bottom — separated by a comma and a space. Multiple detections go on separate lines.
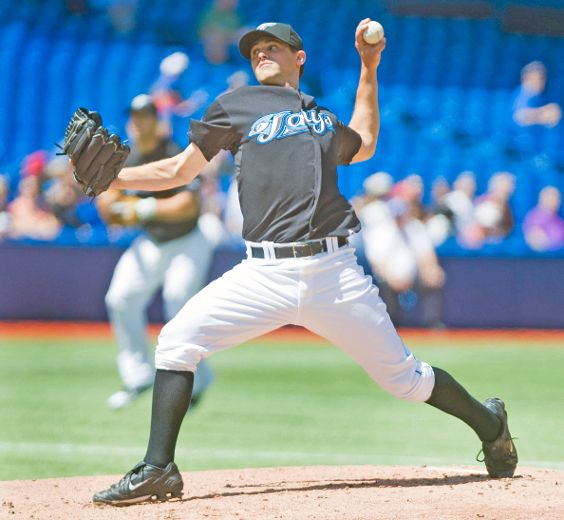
336, 120, 362, 165
189, 99, 239, 161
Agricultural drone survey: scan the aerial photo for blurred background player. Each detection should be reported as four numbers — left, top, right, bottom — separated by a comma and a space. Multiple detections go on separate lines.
96, 94, 215, 409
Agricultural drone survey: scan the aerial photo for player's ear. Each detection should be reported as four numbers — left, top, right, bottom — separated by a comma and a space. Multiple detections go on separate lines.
296, 50, 306, 67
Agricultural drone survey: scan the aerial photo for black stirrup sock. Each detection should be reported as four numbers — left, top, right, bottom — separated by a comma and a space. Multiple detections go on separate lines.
143, 369, 194, 468
426, 367, 501, 442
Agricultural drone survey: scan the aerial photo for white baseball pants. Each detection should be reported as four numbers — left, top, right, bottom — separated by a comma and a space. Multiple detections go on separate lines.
156, 243, 435, 402
105, 224, 214, 392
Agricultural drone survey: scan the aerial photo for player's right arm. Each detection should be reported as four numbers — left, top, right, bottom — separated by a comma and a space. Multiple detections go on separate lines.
348, 19, 386, 164
110, 143, 209, 192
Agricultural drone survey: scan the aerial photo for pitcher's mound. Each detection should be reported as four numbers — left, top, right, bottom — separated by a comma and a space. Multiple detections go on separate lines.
1, 465, 563, 519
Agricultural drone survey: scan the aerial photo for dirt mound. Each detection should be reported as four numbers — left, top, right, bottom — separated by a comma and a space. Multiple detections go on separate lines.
1, 465, 563, 520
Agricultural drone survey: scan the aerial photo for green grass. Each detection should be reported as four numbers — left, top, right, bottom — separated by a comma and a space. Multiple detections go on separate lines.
0, 335, 563, 480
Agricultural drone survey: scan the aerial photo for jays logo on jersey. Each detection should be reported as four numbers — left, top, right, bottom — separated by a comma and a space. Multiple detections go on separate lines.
249, 109, 335, 144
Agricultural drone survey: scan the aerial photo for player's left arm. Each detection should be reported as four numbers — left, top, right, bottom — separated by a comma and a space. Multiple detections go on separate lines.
348, 18, 386, 164
111, 143, 209, 191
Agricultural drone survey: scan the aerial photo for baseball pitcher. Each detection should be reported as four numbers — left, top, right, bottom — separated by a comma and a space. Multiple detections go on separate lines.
62, 19, 517, 507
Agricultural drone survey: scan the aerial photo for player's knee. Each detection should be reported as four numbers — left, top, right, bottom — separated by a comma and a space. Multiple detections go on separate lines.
380, 361, 435, 402
155, 338, 208, 373
105, 290, 124, 312
105, 290, 144, 314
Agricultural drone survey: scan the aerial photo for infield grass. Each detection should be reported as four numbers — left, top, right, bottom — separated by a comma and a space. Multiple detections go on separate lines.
0, 332, 563, 480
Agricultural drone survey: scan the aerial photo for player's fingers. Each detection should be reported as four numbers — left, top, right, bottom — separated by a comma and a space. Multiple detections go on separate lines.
373, 38, 387, 53
355, 18, 371, 39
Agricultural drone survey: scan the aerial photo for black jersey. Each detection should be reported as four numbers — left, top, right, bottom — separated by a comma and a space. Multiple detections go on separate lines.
189, 85, 362, 243
125, 138, 200, 243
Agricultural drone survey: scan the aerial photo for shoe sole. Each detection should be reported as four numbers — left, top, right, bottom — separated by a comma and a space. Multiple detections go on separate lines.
94, 489, 183, 507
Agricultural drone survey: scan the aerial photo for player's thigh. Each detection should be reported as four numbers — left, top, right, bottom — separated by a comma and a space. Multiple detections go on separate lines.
162, 229, 214, 316
106, 235, 166, 303
300, 253, 433, 401
156, 260, 297, 371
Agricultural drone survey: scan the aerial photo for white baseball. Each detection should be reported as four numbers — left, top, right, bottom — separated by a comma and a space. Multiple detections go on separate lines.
363, 21, 384, 45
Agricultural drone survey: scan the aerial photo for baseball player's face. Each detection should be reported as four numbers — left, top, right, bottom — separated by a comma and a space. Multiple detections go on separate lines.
250, 38, 304, 87
127, 112, 159, 141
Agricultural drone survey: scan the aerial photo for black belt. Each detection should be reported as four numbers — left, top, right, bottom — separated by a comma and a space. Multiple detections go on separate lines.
249, 237, 348, 259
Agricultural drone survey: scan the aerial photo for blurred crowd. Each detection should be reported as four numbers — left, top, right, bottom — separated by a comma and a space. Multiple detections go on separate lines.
2, 146, 562, 251
0, 35, 561, 252
0, 35, 561, 330
2, 1, 558, 253
350, 169, 563, 327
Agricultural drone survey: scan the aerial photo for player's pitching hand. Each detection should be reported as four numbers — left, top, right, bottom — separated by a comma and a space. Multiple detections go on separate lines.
355, 18, 386, 70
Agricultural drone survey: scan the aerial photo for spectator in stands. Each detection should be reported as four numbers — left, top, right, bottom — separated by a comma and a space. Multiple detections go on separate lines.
0, 175, 11, 239
509, 61, 562, 163
523, 186, 564, 252
353, 171, 394, 227
512, 61, 561, 129
357, 172, 445, 329
223, 69, 250, 94
443, 171, 477, 236
85, 0, 138, 33
197, 0, 244, 65
8, 173, 60, 241
392, 174, 427, 221
149, 51, 210, 139
106, 0, 138, 34
425, 176, 455, 246
6, 151, 60, 241
352, 171, 394, 253
42, 156, 106, 242
43, 156, 86, 228
459, 172, 516, 249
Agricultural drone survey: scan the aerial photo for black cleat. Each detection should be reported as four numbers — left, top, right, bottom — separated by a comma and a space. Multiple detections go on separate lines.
93, 461, 183, 506
477, 398, 518, 478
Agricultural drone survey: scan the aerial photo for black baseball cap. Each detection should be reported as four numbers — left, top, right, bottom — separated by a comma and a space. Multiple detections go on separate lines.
239, 23, 304, 73
128, 94, 158, 116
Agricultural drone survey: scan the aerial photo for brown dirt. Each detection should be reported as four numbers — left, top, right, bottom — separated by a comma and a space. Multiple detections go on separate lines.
1, 465, 563, 520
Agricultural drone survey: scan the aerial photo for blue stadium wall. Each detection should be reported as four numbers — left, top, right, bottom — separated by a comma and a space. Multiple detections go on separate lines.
0, 244, 562, 329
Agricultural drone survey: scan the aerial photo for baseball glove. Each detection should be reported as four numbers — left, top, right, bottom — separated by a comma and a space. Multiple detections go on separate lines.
62, 107, 130, 197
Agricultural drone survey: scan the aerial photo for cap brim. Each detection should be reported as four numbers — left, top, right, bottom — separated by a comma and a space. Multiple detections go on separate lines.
239, 29, 285, 59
